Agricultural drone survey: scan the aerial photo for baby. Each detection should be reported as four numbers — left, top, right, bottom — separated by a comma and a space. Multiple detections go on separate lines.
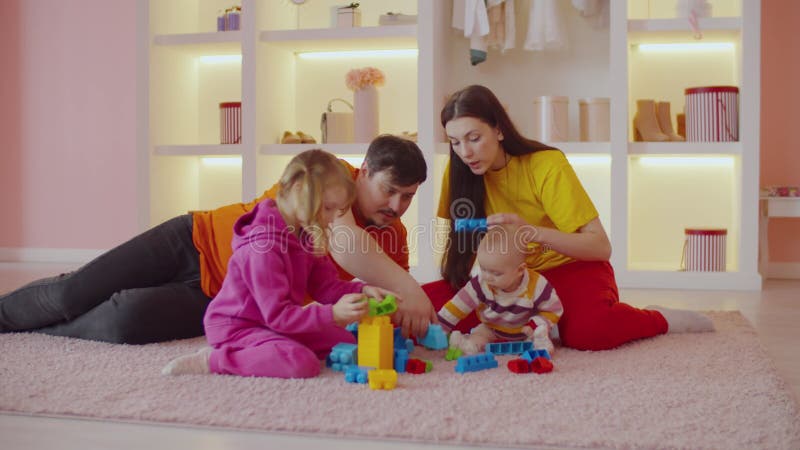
437, 224, 562, 355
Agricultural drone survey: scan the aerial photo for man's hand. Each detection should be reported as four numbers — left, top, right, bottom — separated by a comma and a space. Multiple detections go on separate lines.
361, 285, 399, 302
393, 290, 438, 339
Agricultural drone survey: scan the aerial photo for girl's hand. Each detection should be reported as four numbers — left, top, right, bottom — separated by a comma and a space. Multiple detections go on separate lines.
333, 293, 369, 327
361, 285, 401, 303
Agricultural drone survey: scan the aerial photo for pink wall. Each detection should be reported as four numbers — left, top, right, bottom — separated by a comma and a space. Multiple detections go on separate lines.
0, 0, 138, 250
761, 0, 800, 263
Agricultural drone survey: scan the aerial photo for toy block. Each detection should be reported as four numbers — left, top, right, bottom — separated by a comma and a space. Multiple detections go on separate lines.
406, 358, 428, 374
521, 348, 551, 362
454, 218, 487, 232
425, 360, 433, 373
445, 347, 463, 361
394, 348, 409, 373
454, 353, 498, 374
368, 369, 397, 390
404, 338, 414, 353
344, 366, 370, 384
485, 341, 533, 355
507, 358, 532, 374
530, 356, 554, 374
367, 294, 397, 317
346, 322, 358, 338
418, 324, 448, 350
358, 316, 393, 370
327, 343, 358, 371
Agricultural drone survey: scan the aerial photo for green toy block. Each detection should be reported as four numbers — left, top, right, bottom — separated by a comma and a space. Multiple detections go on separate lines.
367, 294, 397, 317
445, 347, 463, 361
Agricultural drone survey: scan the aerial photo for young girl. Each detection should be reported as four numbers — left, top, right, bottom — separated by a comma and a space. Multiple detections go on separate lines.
162, 149, 395, 378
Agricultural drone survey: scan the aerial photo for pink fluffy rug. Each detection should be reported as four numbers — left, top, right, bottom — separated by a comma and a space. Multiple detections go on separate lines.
1, 311, 799, 449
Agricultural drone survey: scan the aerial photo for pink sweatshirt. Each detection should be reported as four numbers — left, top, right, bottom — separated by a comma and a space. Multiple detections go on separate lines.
203, 199, 365, 345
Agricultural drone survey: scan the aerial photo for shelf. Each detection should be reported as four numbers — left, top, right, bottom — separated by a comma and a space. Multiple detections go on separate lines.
433, 142, 611, 156
628, 17, 741, 43
628, 142, 741, 155
153, 31, 242, 55
260, 143, 370, 155
154, 145, 243, 156
259, 25, 417, 52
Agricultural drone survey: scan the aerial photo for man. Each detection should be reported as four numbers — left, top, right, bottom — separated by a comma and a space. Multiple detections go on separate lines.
0, 135, 435, 343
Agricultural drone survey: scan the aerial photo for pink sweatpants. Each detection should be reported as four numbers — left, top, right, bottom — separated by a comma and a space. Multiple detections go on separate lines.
208, 325, 355, 378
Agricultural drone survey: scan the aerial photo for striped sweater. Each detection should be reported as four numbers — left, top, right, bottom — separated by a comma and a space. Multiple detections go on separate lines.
437, 268, 562, 340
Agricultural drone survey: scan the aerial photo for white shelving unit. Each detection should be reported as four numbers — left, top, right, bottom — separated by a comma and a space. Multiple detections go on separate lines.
139, 0, 760, 289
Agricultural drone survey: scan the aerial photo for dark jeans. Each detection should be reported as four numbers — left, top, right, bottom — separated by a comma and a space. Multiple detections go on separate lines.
0, 215, 211, 344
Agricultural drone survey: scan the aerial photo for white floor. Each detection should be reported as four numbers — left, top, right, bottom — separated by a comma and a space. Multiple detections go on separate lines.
1, 262, 798, 450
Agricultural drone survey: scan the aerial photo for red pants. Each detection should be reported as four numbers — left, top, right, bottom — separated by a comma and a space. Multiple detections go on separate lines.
423, 260, 667, 351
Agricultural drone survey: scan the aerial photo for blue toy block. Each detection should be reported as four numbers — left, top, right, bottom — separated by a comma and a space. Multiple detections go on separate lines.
520, 348, 551, 362
346, 322, 358, 338
454, 218, 487, 232
485, 341, 533, 355
327, 343, 358, 371
418, 324, 448, 350
344, 366, 370, 384
393, 328, 415, 353
455, 353, 499, 373
394, 348, 409, 373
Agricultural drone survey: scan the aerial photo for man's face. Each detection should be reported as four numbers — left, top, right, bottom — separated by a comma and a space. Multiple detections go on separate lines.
355, 166, 420, 227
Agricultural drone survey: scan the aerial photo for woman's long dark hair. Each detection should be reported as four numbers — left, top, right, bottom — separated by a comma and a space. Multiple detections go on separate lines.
440, 85, 553, 290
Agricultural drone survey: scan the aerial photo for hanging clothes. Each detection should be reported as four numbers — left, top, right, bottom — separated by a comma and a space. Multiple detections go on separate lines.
525, 0, 568, 52
452, 0, 490, 65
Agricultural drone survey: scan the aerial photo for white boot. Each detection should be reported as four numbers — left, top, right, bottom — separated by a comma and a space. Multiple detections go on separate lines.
648, 306, 715, 333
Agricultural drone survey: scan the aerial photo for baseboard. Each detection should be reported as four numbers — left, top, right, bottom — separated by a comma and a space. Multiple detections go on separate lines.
766, 262, 800, 280
0, 247, 105, 263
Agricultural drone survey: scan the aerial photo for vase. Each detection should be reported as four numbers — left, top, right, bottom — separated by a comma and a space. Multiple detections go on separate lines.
353, 85, 379, 143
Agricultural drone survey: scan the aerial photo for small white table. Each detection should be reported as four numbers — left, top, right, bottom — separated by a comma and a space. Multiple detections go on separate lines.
759, 196, 800, 276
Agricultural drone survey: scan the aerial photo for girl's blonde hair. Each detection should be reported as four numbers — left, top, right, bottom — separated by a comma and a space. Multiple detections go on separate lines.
276, 149, 356, 254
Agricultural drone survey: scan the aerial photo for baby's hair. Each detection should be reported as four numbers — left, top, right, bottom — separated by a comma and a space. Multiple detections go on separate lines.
277, 149, 356, 253
478, 224, 527, 266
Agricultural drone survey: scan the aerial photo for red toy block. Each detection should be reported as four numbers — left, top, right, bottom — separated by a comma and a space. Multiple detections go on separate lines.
406, 358, 427, 374
507, 358, 531, 373
530, 356, 554, 374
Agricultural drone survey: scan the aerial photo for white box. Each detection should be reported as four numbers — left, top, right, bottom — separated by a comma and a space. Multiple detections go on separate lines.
335, 7, 361, 28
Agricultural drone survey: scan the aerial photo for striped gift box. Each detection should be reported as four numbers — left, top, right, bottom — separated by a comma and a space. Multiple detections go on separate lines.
219, 102, 241, 144
682, 228, 727, 272
685, 86, 739, 142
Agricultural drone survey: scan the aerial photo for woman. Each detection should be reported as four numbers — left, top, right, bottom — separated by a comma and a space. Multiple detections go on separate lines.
430, 85, 713, 351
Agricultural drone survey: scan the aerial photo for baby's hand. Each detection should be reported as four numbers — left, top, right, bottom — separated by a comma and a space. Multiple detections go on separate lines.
333, 293, 369, 327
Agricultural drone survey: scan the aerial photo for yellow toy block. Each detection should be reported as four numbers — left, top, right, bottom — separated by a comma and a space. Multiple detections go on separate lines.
358, 316, 393, 370
367, 369, 398, 390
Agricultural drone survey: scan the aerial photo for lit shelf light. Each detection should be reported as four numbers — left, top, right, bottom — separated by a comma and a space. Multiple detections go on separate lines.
636, 42, 734, 52
201, 157, 242, 166
296, 49, 418, 60
637, 156, 734, 167
198, 55, 243, 64
566, 155, 611, 165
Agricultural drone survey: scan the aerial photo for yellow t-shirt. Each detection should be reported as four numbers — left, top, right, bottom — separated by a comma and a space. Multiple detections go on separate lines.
437, 150, 599, 271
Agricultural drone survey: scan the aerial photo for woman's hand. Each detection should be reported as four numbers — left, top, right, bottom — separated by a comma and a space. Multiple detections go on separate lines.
332, 293, 370, 327
487, 213, 540, 245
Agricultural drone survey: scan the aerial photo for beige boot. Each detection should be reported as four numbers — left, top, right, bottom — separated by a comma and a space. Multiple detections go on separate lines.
656, 101, 685, 141
633, 100, 669, 142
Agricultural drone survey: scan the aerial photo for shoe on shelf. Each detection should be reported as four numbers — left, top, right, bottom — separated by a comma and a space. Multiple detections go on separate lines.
633, 99, 669, 142
281, 131, 301, 144
656, 101, 685, 141
296, 131, 316, 144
